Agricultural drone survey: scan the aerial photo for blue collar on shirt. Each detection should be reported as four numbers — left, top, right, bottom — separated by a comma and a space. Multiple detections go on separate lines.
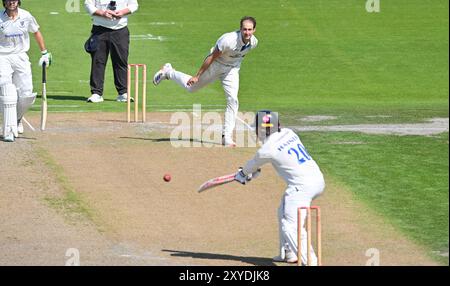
1, 8, 21, 21
240, 43, 251, 52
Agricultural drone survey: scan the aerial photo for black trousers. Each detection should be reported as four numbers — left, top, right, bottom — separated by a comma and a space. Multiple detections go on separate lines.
89, 25, 129, 96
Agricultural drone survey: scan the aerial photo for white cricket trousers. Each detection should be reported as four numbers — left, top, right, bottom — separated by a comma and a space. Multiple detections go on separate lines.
0, 53, 34, 96
167, 61, 240, 141
278, 178, 325, 266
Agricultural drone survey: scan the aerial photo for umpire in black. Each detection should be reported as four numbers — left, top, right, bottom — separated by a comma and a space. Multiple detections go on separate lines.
85, 0, 139, 103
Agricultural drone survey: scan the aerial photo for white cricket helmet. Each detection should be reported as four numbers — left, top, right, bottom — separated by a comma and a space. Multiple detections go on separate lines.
255, 110, 280, 142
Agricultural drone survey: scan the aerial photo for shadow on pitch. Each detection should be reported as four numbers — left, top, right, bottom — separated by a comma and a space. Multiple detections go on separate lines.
119, 137, 222, 146
46, 95, 116, 102
16, 136, 37, 141
162, 249, 276, 266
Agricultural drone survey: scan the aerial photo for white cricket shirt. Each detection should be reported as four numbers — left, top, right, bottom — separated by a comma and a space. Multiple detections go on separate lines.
0, 8, 39, 55
85, 0, 138, 30
243, 128, 324, 188
214, 31, 258, 68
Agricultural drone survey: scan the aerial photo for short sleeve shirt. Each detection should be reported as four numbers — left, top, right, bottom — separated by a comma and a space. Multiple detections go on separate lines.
214, 31, 258, 68
0, 8, 39, 54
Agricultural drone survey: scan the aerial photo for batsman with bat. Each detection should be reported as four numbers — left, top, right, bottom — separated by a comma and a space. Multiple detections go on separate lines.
234, 110, 326, 265
0, 0, 51, 142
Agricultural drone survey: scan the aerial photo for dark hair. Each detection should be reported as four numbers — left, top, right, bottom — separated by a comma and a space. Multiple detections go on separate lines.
3, 0, 21, 8
240, 16, 256, 29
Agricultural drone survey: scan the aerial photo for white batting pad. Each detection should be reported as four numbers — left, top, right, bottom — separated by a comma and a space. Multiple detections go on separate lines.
0, 84, 19, 140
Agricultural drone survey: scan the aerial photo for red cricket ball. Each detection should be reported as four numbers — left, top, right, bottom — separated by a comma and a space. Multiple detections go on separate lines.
163, 174, 171, 182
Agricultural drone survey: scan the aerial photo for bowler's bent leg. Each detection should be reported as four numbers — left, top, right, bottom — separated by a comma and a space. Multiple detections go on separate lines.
167, 63, 219, 93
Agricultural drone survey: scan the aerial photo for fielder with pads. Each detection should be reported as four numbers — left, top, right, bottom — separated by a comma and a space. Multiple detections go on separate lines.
0, 0, 51, 142
153, 16, 258, 147
236, 110, 326, 265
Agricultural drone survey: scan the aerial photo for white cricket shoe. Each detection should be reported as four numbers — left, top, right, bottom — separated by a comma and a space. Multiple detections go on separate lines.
285, 251, 298, 263
87, 94, 104, 103
116, 93, 134, 102
272, 251, 298, 263
17, 120, 24, 134
2, 131, 15, 142
153, 63, 173, 86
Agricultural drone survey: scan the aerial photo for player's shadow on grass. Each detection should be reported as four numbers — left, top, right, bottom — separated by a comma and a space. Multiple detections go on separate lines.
162, 249, 276, 266
120, 137, 222, 146
45, 95, 116, 102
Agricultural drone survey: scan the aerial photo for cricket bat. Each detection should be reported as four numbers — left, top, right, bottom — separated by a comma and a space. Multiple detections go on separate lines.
197, 173, 237, 193
40, 62, 47, 131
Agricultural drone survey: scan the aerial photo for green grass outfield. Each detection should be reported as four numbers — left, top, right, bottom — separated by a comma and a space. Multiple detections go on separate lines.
306, 131, 449, 264
21, 0, 448, 263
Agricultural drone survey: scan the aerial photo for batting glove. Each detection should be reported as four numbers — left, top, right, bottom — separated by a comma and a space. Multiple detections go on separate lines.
235, 168, 252, 185
38, 50, 52, 67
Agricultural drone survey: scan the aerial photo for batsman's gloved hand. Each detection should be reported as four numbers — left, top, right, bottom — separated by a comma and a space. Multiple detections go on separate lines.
39, 50, 52, 67
235, 168, 252, 185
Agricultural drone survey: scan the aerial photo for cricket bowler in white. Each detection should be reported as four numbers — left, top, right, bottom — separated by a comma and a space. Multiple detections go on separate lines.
235, 110, 325, 265
153, 16, 258, 147
0, 0, 51, 142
